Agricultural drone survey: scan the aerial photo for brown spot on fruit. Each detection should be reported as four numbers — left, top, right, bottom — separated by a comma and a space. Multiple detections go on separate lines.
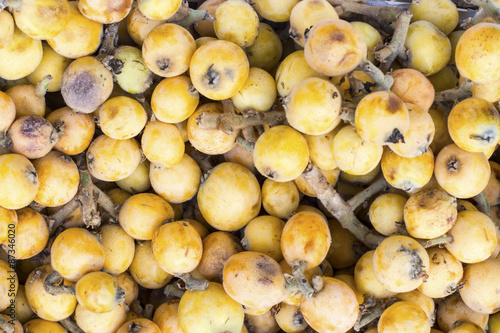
387, 95, 403, 113
330, 31, 345, 42
258, 276, 273, 285
256, 255, 277, 276
19, 115, 45, 138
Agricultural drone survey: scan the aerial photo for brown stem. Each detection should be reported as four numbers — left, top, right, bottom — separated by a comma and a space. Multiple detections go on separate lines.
97, 23, 119, 61
0, 317, 14, 333
29, 201, 46, 212
143, 304, 154, 320
236, 136, 255, 153
434, 79, 474, 106
468, 0, 500, 22
78, 160, 119, 228
169, 4, 215, 28
463, 8, 489, 28
59, 318, 84, 333
301, 161, 386, 249
474, 192, 490, 216
329, 0, 405, 23
47, 197, 80, 234
44, 271, 76, 296
129, 300, 144, 317
164, 283, 186, 299
359, 60, 394, 91
354, 302, 384, 331
291, 260, 315, 298
422, 233, 454, 248
374, 10, 413, 72
195, 110, 286, 135
453, 0, 480, 8
241, 126, 258, 143
347, 176, 388, 211
175, 273, 209, 291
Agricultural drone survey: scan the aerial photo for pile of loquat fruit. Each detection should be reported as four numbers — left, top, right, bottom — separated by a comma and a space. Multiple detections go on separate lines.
1, 0, 500, 332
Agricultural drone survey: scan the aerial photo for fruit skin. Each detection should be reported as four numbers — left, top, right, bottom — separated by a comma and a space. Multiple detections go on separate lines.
300, 277, 359, 333
119, 193, 174, 241
377, 301, 431, 333
75, 271, 123, 313
197, 162, 261, 231
283, 77, 342, 136
304, 18, 367, 77
13, 0, 70, 40
403, 188, 457, 239
409, 0, 459, 35
32, 150, 79, 207
405, 21, 451, 76
332, 124, 383, 176
0, 11, 14, 47
445, 210, 498, 264
434, 143, 491, 199
0, 154, 39, 210
25, 265, 76, 321
355, 91, 410, 145
0, 27, 43, 80
74, 302, 127, 333
372, 235, 429, 293
214, 0, 260, 48
289, 0, 339, 47
253, 125, 309, 182
418, 247, 463, 299
447, 97, 500, 154
47, 2, 103, 59
390, 68, 435, 112
61, 56, 113, 114
187, 103, 238, 155
222, 251, 289, 309
3, 208, 49, 260
50, 228, 105, 282
189, 40, 249, 100
252, 0, 300, 22
86, 134, 142, 182
281, 211, 331, 270
455, 22, 500, 84
459, 258, 500, 314
178, 282, 244, 333
142, 23, 196, 78
151, 221, 203, 275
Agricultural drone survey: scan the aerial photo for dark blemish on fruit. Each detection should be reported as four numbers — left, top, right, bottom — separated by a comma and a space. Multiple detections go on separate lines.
204, 64, 220, 86
256, 256, 277, 276
258, 276, 273, 285
62, 71, 99, 112
330, 31, 345, 42
387, 95, 403, 113
19, 115, 45, 138
397, 246, 427, 281
386, 128, 405, 144
332, 92, 339, 99
157, 58, 170, 72
182, 222, 188, 227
